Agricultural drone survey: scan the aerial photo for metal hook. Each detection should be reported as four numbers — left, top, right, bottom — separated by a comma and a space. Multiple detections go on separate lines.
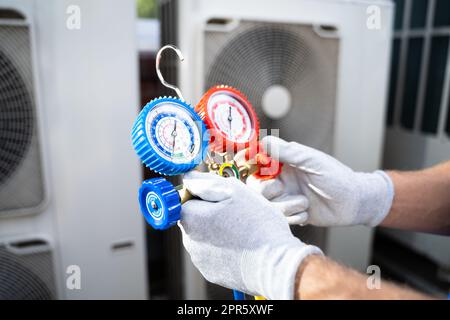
156, 45, 185, 102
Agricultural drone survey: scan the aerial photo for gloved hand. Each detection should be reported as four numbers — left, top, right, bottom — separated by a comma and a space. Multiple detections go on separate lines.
179, 171, 323, 300
246, 136, 394, 227
234, 150, 310, 225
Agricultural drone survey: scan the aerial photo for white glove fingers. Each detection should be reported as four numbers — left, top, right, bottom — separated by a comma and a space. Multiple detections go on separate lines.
307, 183, 333, 200
178, 221, 192, 250
181, 199, 217, 237
233, 149, 247, 167
246, 176, 284, 200
286, 213, 309, 225
271, 195, 309, 216
183, 171, 233, 202
262, 137, 328, 178
289, 163, 323, 176
261, 136, 311, 167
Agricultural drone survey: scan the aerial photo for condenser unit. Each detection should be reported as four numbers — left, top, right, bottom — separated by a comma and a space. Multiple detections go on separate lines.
0, 0, 147, 299
175, 0, 394, 299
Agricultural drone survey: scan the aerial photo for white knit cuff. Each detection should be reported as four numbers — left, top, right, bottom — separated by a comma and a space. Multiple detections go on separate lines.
241, 242, 323, 300
360, 170, 395, 227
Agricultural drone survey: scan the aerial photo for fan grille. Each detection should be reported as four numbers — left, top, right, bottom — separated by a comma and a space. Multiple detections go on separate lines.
0, 245, 56, 300
205, 21, 339, 153
0, 50, 34, 185
206, 25, 311, 100
0, 24, 45, 214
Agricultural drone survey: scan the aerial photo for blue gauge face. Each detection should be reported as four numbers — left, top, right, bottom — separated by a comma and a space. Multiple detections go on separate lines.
145, 101, 202, 164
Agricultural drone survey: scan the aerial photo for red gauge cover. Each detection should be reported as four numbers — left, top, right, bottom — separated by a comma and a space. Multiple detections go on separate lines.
195, 85, 260, 153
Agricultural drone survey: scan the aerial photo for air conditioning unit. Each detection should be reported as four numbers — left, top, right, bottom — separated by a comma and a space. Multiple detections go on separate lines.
0, 0, 147, 299
176, 0, 394, 299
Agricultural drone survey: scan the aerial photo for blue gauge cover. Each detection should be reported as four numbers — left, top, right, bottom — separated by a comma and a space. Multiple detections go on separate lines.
139, 178, 181, 230
131, 97, 209, 176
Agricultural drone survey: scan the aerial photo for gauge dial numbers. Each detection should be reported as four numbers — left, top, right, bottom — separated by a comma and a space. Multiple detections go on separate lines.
196, 86, 259, 153
208, 95, 252, 143
146, 102, 201, 164
132, 97, 208, 176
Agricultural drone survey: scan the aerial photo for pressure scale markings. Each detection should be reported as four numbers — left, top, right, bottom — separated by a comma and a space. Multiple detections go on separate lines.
196, 86, 259, 152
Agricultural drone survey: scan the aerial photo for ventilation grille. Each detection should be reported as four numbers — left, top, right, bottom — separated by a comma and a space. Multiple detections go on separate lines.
0, 21, 45, 215
204, 21, 339, 153
0, 50, 34, 185
0, 241, 56, 300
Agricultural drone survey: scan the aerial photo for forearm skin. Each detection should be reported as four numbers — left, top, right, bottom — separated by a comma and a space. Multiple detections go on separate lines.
382, 161, 450, 235
294, 162, 450, 299
295, 255, 432, 300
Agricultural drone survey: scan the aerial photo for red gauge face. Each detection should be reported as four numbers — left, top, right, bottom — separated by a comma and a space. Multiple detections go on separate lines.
196, 86, 259, 153
207, 92, 252, 143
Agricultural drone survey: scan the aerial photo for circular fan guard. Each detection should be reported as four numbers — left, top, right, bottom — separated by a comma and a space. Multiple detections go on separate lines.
0, 50, 34, 185
0, 248, 53, 300
206, 26, 312, 101
206, 24, 337, 152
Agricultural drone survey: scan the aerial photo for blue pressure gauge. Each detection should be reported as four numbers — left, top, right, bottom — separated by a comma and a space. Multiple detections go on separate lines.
134, 45, 249, 300
132, 97, 209, 176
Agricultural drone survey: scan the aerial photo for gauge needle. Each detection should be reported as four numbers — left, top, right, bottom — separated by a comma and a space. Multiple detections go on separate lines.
228, 106, 233, 139
171, 120, 177, 157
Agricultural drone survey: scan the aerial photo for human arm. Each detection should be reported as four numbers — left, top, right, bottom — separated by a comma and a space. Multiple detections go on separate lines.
295, 255, 432, 300
179, 171, 433, 300
382, 162, 450, 234
247, 136, 450, 234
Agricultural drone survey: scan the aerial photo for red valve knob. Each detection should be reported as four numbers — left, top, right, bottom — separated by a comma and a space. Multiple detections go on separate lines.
253, 152, 283, 181
243, 142, 283, 181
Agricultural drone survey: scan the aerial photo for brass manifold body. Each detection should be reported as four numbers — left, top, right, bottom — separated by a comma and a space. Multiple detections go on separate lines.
176, 156, 259, 204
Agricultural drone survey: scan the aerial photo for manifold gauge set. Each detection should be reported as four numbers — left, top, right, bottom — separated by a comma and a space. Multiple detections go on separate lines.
131, 45, 282, 300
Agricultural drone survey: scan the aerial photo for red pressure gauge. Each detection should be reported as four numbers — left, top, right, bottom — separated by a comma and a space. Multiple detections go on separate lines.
195, 85, 259, 153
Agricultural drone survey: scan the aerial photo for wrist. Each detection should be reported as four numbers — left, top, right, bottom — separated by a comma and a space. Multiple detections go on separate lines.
295, 254, 359, 300
241, 239, 323, 300
356, 170, 394, 227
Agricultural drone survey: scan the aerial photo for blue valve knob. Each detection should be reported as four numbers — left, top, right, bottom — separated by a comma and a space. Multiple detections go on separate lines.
138, 178, 181, 230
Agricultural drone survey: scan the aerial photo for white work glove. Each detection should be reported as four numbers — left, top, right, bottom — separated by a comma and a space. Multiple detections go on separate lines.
246, 136, 394, 227
234, 152, 309, 226
255, 184, 309, 225
179, 171, 323, 300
